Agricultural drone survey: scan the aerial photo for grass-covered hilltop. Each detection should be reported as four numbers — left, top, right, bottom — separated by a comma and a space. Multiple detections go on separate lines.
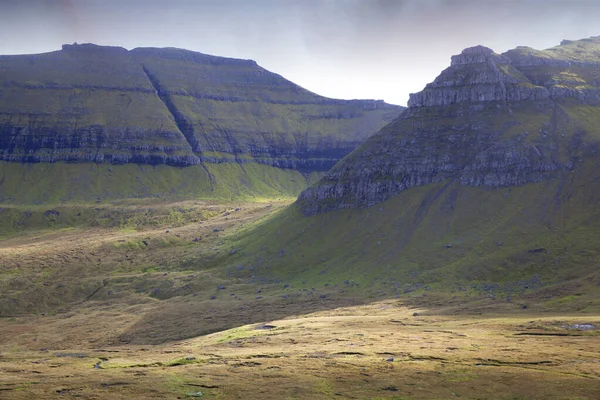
0, 43, 402, 203
1, 37, 599, 399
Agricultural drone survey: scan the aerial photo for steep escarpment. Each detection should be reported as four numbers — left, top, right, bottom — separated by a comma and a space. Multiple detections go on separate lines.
408, 37, 600, 108
0, 43, 402, 172
132, 47, 401, 171
298, 36, 600, 215
0, 44, 199, 166
408, 45, 549, 107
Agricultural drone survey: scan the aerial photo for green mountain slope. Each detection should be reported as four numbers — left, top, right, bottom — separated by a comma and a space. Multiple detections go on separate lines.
228, 169, 600, 310
299, 37, 600, 214
0, 162, 321, 204
224, 37, 600, 307
132, 47, 399, 171
0, 43, 402, 203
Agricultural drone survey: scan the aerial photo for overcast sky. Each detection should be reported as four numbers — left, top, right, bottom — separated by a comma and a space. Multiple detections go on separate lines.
1, 0, 599, 105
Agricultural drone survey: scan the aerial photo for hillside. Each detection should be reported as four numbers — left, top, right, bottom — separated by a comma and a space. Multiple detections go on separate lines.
298, 37, 600, 214
222, 37, 600, 307
0, 43, 402, 203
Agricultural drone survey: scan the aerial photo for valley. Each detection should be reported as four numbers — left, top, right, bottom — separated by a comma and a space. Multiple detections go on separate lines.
2, 300, 599, 399
0, 199, 600, 399
1, 34, 600, 399
0, 197, 599, 399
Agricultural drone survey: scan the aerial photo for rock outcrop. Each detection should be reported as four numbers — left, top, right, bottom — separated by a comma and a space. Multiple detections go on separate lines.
0, 43, 403, 171
408, 46, 550, 107
504, 37, 600, 105
298, 36, 600, 215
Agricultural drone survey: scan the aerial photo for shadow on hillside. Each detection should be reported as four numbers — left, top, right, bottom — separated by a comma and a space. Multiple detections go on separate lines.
119, 175, 600, 345
115, 278, 594, 345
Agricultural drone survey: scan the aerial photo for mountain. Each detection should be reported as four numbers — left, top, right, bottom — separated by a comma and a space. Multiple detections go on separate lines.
0, 43, 403, 203
227, 36, 600, 309
298, 37, 600, 214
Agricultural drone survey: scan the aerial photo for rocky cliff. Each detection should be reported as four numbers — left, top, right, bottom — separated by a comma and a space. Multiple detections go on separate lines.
298, 36, 600, 215
407, 45, 549, 107
0, 43, 403, 172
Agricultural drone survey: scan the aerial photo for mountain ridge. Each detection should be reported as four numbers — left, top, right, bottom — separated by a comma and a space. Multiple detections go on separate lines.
0, 43, 402, 203
0, 43, 402, 171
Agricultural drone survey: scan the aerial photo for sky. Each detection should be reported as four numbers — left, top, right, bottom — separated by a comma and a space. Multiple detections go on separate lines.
1, 0, 600, 105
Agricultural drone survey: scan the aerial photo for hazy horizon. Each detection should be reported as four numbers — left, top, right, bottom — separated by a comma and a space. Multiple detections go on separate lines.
1, 0, 599, 105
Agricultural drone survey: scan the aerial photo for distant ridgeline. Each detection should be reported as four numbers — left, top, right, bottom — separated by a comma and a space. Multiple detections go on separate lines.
299, 36, 600, 214
0, 43, 403, 202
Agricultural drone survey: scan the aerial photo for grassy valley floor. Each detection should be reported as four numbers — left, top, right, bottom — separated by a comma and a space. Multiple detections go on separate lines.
0, 198, 599, 399
1, 301, 599, 399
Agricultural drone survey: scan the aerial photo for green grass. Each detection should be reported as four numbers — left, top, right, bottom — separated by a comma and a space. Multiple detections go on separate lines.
216, 326, 264, 343
166, 357, 205, 367
0, 161, 321, 207
223, 167, 600, 308
0, 198, 221, 237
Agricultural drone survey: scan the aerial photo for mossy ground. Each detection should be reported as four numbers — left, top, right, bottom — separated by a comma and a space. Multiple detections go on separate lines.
0, 161, 320, 205
1, 301, 598, 399
0, 170, 599, 398
225, 169, 600, 313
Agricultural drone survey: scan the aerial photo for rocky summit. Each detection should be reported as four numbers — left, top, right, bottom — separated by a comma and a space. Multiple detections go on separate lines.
298, 36, 600, 214
0, 43, 402, 171
407, 45, 549, 107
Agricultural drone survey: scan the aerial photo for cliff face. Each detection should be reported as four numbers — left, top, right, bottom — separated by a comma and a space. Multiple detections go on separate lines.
407, 46, 550, 107
0, 43, 403, 171
407, 38, 600, 108
0, 44, 197, 166
298, 36, 600, 215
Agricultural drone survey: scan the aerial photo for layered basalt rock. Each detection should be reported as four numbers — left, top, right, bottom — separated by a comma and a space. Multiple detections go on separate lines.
504, 37, 600, 105
0, 43, 403, 171
407, 46, 550, 108
298, 37, 600, 215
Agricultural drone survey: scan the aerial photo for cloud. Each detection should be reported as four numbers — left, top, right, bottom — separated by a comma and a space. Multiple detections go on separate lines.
0, 0, 599, 104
